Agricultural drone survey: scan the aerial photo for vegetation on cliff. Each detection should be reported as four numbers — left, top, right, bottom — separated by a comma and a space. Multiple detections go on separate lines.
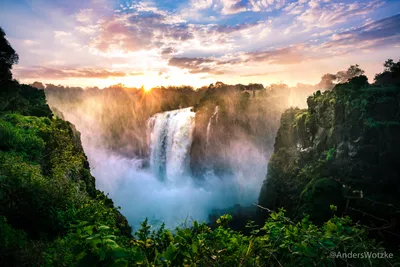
259, 60, 400, 249
0, 27, 130, 266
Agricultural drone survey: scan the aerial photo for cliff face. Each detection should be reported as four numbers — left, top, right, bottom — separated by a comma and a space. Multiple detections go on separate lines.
190, 83, 288, 178
258, 81, 400, 238
0, 84, 130, 265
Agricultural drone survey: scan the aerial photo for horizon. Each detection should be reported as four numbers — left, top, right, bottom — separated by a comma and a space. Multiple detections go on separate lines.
1, 0, 400, 89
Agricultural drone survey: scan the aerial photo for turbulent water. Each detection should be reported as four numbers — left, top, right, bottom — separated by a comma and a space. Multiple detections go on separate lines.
55, 104, 268, 230
147, 108, 195, 182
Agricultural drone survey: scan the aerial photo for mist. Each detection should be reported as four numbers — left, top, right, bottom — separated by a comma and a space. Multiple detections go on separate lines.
53, 95, 269, 229
41, 71, 342, 230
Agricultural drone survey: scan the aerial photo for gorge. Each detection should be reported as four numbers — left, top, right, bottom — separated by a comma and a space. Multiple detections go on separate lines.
2, 57, 400, 265
1, 6, 400, 263
51, 94, 273, 229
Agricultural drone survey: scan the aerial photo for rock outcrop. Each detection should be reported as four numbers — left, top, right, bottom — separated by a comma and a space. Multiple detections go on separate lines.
258, 81, 400, 243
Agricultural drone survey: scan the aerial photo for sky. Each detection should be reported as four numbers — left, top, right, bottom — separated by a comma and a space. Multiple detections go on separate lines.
1, 0, 400, 88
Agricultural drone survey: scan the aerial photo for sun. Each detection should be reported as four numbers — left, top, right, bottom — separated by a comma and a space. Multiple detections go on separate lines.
142, 84, 152, 92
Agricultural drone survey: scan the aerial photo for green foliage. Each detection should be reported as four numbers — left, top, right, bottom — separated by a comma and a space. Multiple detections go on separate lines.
374, 59, 400, 85
325, 148, 335, 161
0, 117, 46, 160
259, 60, 400, 256
0, 216, 27, 265
0, 26, 19, 80
42, 211, 397, 266
0, 59, 129, 265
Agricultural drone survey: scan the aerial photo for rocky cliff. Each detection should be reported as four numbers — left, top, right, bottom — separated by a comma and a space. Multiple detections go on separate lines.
190, 82, 288, 178
0, 83, 131, 265
258, 79, 400, 243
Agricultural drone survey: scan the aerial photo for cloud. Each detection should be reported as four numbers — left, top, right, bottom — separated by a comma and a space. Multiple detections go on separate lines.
219, 0, 286, 14
317, 14, 400, 55
311, 29, 334, 37
54, 31, 72, 39
161, 47, 175, 55
130, 72, 144, 76
75, 9, 95, 23
5, 0, 399, 87
191, 0, 214, 9
297, 0, 383, 29
220, 0, 248, 14
240, 72, 270, 77
89, 12, 193, 53
242, 45, 306, 64
167, 44, 308, 75
23, 40, 38, 46
168, 57, 224, 74
16, 67, 129, 79
87, 5, 270, 56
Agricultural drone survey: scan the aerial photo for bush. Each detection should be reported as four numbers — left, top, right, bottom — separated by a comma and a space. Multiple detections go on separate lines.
43, 210, 397, 266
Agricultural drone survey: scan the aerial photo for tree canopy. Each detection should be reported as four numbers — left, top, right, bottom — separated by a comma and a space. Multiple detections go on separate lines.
0, 27, 19, 81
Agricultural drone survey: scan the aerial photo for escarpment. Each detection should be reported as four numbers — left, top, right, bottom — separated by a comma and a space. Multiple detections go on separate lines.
259, 80, 400, 244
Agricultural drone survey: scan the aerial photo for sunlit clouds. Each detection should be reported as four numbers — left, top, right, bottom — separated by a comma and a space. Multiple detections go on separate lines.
1, 0, 399, 88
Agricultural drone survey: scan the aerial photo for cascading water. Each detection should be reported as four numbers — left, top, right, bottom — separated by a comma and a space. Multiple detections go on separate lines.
58, 103, 268, 228
206, 105, 219, 148
147, 107, 195, 182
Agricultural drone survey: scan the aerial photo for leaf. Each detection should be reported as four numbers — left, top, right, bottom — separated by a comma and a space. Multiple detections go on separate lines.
75, 251, 87, 261
89, 239, 102, 249
99, 249, 106, 261
164, 244, 178, 260
326, 221, 338, 232
112, 247, 129, 259
83, 225, 94, 235
321, 240, 336, 249
110, 259, 128, 267
192, 243, 198, 253
301, 242, 318, 258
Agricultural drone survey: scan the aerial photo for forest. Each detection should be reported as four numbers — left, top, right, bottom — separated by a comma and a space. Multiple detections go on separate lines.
1, 23, 400, 267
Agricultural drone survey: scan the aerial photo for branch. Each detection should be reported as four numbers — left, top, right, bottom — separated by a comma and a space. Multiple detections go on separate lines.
347, 207, 390, 223
253, 203, 294, 225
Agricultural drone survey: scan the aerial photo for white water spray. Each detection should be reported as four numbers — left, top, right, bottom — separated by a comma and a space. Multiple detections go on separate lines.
206, 105, 219, 148
147, 108, 195, 182
54, 104, 268, 229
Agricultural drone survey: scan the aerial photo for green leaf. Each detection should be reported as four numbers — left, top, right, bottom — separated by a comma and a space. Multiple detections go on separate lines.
99, 249, 106, 261
110, 259, 128, 267
192, 243, 198, 253
326, 221, 338, 232
303, 245, 318, 257
321, 240, 336, 249
112, 247, 129, 259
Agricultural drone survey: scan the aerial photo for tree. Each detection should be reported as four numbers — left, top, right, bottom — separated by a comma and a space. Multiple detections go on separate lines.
374, 59, 400, 85
347, 64, 365, 77
318, 73, 337, 90
348, 75, 369, 90
31, 82, 45, 90
384, 59, 395, 72
335, 64, 365, 83
0, 27, 19, 81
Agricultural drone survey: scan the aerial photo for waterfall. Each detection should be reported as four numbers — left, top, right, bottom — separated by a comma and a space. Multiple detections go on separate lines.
147, 107, 195, 182
206, 105, 219, 148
